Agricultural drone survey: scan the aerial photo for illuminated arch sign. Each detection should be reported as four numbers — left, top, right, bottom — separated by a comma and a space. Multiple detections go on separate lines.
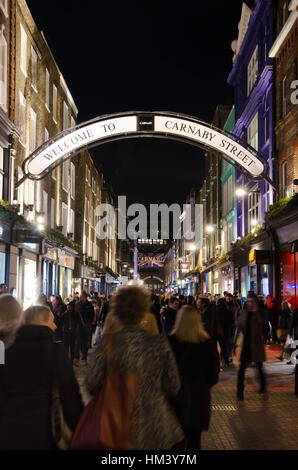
20, 111, 271, 186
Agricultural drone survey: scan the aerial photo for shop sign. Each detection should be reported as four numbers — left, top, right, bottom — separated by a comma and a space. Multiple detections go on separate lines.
249, 249, 255, 263
44, 246, 58, 261
58, 249, 75, 270
16, 230, 42, 244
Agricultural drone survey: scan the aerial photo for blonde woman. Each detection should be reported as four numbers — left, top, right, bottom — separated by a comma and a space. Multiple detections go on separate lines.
169, 305, 219, 450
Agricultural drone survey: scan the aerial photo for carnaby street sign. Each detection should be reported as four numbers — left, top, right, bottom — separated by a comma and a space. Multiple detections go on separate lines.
17, 111, 274, 188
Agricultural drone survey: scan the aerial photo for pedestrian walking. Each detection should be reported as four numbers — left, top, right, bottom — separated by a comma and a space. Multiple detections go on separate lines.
277, 301, 293, 361
217, 298, 234, 366
0, 304, 83, 449
99, 294, 111, 330
0, 283, 7, 295
225, 293, 240, 358
83, 285, 184, 450
52, 295, 66, 342
73, 291, 95, 366
288, 308, 298, 396
160, 296, 180, 335
90, 299, 101, 347
0, 294, 23, 350
168, 305, 218, 449
62, 300, 80, 362
237, 295, 267, 400
151, 294, 162, 333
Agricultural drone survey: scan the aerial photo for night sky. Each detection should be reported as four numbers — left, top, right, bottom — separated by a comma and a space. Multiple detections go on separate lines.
26, 0, 243, 206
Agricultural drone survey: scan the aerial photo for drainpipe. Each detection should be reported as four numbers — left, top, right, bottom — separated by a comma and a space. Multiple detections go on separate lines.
265, 221, 280, 301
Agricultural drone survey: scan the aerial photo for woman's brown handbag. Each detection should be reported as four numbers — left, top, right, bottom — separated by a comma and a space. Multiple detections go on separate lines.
70, 334, 139, 450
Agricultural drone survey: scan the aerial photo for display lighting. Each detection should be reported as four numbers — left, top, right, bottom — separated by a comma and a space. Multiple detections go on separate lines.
206, 225, 215, 233
251, 219, 258, 227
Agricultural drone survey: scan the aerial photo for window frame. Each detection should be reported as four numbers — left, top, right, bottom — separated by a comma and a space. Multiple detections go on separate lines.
45, 68, 50, 112
0, 28, 7, 110
20, 24, 27, 77
247, 46, 258, 95
31, 46, 38, 92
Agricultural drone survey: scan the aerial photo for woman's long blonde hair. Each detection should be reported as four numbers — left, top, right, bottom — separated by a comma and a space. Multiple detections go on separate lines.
171, 305, 209, 343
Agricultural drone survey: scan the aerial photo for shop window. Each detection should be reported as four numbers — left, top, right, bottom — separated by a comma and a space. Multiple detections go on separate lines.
0, 28, 7, 110
23, 259, 37, 309
247, 46, 258, 95
0, 251, 5, 284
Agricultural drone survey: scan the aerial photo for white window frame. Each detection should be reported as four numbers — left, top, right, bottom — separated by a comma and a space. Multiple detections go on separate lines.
42, 190, 48, 224
248, 188, 259, 232
45, 68, 50, 112
20, 24, 27, 77
63, 102, 68, 130
69, 208, 74, 239
52, 84, 57, 122
0, 147, 3, 200
84, 197, 88, 221
62, 160, 68, 192
0, 29, 7, 110
282, 161, 287, 198
247, 46, 258, 95
62, 202, 68, 236
44, 127, 49, 143
85, 164, 88, 182
247, 113, 258, 151
282, 76, 287, 118
29, 108, 37, 153
50, 197, 55, 229
70, 116, 75, 128
70, 162, 75, 199
0, 1, 8, 17
31, 46, 38, 92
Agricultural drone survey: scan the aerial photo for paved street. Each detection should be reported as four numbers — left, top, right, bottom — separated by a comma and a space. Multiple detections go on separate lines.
202, 344, 298, 450
75, 342, 298, 451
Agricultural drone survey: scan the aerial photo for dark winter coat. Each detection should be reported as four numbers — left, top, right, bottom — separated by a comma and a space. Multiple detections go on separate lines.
0, 325, 83, 450
52, 303, 67, 341
168, 335, 218, 432
75, 300, 94, 326
160, 306, 177, 335
238, 308, 268, 363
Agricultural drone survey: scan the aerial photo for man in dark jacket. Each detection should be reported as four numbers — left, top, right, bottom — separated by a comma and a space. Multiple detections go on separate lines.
160, 297, 179, 335
237, 295, 267, 400
74, 291, 94, 366
0, 305, 83, 450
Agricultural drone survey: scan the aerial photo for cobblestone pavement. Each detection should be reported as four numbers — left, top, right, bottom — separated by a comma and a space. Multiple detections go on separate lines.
74, 342, 298, 451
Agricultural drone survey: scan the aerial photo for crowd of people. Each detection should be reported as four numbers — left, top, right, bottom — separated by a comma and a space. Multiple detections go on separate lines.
0, 285, 297, 450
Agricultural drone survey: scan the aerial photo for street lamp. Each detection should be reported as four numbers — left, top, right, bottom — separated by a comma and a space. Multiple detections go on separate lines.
235, 187, 247, 197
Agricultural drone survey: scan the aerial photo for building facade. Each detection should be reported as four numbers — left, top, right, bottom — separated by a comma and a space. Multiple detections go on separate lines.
227, 0, 276, 300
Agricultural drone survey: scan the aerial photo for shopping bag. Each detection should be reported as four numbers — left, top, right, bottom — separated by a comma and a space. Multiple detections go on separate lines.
70, 335, 139, 450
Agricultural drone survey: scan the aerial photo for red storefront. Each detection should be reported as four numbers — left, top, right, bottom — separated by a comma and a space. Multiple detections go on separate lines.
280, 248, 298, 310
